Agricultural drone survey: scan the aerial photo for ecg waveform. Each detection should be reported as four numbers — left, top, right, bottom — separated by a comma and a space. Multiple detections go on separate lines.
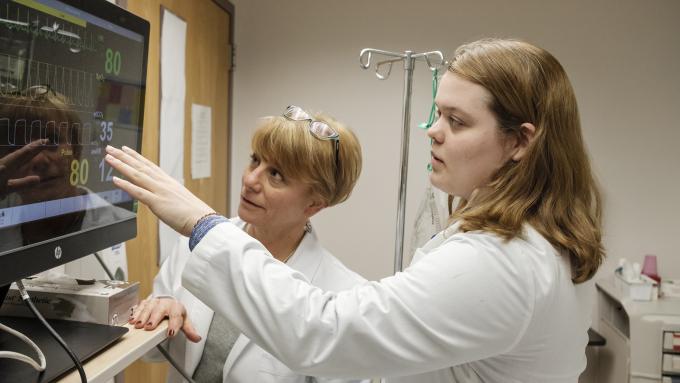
0, 53, 97, 108
0, 1, 96, 53
1, 117, 95, 147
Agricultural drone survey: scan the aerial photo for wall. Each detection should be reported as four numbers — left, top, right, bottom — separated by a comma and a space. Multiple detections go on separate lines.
120, 0, 232, 381
228, 0, 680, 283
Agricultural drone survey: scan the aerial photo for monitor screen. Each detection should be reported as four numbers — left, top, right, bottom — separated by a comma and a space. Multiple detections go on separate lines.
0, 0, 149, 286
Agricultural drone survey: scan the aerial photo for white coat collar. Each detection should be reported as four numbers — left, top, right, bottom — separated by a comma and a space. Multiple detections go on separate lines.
230, 217, 326, 282
411, 221, 463, 265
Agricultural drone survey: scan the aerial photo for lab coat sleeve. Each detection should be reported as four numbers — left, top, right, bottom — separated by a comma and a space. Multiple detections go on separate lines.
152, 236, 190, 298
182, 222, 535, 378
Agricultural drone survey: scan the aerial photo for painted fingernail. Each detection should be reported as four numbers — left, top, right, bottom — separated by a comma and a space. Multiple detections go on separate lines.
168, 329, 175, 337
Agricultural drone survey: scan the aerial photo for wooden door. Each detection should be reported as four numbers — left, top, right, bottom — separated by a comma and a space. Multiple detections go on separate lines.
118, 0, 233, 381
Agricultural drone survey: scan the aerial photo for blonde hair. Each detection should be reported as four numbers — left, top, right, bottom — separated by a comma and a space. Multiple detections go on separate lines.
251, 111, 362, 207
448, 38, 604, 283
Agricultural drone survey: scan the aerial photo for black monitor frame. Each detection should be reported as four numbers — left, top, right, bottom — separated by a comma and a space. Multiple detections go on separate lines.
0, 0, 149, 286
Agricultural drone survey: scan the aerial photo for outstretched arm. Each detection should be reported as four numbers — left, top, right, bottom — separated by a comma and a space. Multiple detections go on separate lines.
182, 222, 534, 379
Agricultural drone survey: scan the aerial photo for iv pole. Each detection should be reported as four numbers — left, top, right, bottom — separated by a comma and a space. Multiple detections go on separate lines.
359, 48, 443, 274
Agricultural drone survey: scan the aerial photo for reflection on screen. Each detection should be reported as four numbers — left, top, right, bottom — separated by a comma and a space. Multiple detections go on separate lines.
0, 0, 144, 248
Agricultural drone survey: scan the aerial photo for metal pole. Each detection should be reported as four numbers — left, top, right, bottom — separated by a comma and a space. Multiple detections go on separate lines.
394, 52, 415, 273
359, 48, 443, 274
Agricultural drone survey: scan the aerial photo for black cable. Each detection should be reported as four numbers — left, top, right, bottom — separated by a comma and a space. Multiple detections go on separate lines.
16, 280, 87, 383
93, 252, 115, 280
91, 252, 197, 382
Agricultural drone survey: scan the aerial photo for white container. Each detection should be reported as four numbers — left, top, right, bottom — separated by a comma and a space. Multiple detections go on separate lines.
614, 272, 658, 301
661, 280, 680, 299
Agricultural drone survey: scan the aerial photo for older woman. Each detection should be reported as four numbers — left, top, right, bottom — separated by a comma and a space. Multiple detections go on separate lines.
134, 106, 368, 383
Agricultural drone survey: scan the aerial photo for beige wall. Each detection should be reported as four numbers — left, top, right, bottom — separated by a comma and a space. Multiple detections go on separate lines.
228, 0, 680, 283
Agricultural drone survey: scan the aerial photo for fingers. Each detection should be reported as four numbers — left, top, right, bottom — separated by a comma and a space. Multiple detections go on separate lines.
130, 298, 196, 338
105, 151, 149, 182
164, 300, 202, 342
182, 317, 202, 343
2, 139, 48, 167
106, 145, 157, 175
121, 145, 160, 170
132, 298, 157, 329
106, 154, 157, 196
111, 175, 154, 205
131, 298, 179, 331
145, 303, 168, 330
6, 175, 40, 191
129, 298, 149, 324
167, 300, 185, 337
105, 146, 175, 195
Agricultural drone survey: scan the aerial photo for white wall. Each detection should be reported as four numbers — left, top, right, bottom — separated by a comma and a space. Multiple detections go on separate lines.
228, 0, 680, 282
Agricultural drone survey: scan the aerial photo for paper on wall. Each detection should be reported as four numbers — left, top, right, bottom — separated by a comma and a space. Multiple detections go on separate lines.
159, 8, 187, 265
191, 103, 212, 179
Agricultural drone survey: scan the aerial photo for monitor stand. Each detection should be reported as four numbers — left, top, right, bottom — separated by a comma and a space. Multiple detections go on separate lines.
0, 285, 128, 382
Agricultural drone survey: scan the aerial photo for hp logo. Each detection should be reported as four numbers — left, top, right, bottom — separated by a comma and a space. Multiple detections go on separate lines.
54, 246, 62, 260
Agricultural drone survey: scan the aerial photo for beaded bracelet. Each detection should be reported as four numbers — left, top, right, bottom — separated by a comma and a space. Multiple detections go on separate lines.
193, 211, 218, 231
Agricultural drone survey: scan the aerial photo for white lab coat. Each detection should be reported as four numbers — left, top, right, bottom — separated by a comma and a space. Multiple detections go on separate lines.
182, 220, 595, 383
146, 218, 369, 383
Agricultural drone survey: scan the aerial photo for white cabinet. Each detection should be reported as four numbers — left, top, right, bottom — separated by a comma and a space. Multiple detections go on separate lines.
594, 279, 680, 383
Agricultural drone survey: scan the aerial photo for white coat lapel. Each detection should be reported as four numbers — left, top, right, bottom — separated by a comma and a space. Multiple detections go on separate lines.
220, 217, 255, 380
286, 228, 324, 282
184, 300, 214, 373
222, 333, 250, 379
221, 226, 321, 380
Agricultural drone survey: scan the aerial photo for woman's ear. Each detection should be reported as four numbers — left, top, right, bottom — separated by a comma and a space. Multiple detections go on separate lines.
304, 199, 326, 218
511, 122, 537, 161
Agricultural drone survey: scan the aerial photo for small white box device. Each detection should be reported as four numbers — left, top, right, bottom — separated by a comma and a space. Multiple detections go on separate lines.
0, 278, 139, 325
614, 271, 658, 301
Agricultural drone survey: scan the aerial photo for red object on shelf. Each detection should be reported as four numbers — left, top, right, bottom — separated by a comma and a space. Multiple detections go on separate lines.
641, 254, 661, 283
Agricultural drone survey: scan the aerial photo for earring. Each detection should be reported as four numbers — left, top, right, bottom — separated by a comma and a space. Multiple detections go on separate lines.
304, 221, 312, 233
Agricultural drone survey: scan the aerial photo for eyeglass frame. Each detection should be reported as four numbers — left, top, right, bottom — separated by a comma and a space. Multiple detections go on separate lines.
282, 105, 340, 173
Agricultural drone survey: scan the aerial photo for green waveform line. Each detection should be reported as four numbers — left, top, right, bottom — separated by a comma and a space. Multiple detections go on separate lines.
0, 20, 96, 53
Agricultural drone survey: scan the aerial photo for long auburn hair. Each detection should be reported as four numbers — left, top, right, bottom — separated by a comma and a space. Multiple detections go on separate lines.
448, 39, 604, 283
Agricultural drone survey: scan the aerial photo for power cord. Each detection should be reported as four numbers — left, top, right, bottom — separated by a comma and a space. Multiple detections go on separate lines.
93, 251, 116, 281
92, 251, 197, 383
0, 320, 47, 371
15, 279, 87, 383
